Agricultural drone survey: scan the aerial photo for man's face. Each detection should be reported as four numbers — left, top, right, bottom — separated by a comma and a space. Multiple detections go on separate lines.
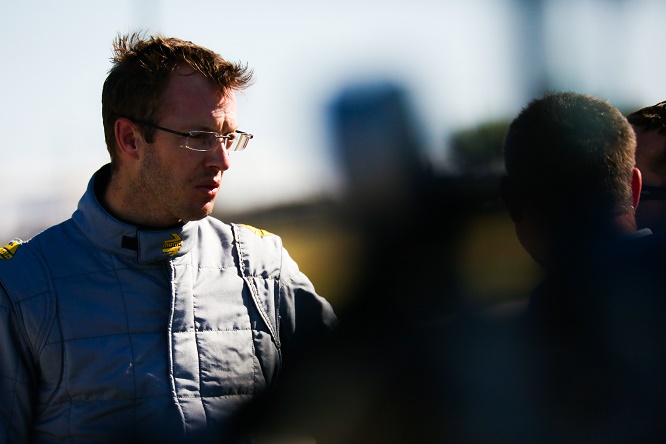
136, 67, 238, 225
634, 127, 666, 234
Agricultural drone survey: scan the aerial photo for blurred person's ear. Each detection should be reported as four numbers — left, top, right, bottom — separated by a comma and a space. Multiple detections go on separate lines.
500, 175, 523, 223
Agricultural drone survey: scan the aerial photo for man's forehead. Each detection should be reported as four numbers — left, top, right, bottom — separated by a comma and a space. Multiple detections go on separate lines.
163, 70, 234, 105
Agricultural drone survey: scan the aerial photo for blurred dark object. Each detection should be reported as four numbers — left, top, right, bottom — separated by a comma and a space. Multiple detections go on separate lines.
448, 119, 510, 176
328, 82, 433, 223
228, 81, 505, 443
327, 81, 499, 321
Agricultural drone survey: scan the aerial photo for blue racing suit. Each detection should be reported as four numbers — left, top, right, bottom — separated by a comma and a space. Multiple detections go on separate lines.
0, 164, 338, 443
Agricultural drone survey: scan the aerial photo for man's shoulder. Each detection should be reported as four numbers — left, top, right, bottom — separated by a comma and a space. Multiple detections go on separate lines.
221, 222, 287, 276
0, 237, 52, 304
0, 238, 23, 261
235, 223, 277, 239
0, 238, 41, 267
0, 219, 75, 263
232, 222, 282, 250
202, 217, 281, 243
194, 218, 284, 263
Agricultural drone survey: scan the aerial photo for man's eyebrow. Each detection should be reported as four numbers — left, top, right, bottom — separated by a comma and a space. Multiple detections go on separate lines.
196, 127, 238, 136
189, 124, 226, 133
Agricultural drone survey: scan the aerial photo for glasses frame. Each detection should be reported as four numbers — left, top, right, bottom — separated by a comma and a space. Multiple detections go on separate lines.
127, 118, 253, 152
640, 185, 666, 201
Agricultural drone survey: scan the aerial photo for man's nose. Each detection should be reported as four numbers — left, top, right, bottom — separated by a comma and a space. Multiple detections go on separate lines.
204, 142, 231, 171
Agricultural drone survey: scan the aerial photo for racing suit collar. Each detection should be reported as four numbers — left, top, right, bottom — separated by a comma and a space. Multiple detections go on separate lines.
72, 164, 197, 264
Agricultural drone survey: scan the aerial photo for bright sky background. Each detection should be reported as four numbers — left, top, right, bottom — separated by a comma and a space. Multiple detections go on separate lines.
2, 0, 666, 240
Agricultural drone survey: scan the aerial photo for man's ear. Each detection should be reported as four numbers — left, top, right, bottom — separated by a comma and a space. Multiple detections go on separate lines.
631, 166, 642, 211
114, 117, 142, 160
500, 175, 523, 223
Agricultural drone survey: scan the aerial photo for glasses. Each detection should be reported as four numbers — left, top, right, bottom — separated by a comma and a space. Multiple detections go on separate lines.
641, 185, 666, 201
130, 118, 253, 152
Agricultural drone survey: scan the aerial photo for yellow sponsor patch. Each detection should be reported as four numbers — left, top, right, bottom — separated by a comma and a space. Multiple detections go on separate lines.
239, 224, 274, 238
162, 233, 183, 256
0, 240, 20, 260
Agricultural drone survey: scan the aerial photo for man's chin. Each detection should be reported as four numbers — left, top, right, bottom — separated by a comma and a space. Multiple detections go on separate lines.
202, 201, 216, 217
181, 205, 214, 223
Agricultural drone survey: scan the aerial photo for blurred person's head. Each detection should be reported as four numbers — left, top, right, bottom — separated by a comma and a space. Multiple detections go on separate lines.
501, 91, 640, 271
627, 101, 666, 234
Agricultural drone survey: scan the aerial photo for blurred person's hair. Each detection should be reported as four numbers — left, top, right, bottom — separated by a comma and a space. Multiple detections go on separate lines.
101, 31, 254, 168
503, 91, 636, 217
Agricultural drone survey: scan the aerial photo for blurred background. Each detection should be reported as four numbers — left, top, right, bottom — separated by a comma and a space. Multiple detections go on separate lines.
2, 0, 665, 310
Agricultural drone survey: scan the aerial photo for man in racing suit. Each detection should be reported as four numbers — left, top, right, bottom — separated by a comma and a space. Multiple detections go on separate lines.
0, 32, 337, 443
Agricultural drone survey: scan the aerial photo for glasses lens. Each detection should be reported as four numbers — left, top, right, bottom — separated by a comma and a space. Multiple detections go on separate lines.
185, 132, 217, 151
184, 131, 252, 152
230, 132, 252, 152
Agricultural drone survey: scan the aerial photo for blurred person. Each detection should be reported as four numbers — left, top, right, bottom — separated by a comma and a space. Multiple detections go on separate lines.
627, 100, 666, 234
0, 32, 337, 444
228, 82, 500, 444
498, 91, 666, 442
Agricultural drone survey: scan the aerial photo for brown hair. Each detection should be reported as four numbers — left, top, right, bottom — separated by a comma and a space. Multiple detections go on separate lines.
101, 31, 254, 166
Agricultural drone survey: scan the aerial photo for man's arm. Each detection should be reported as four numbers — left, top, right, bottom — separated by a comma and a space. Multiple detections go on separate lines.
0, 283, 36, 444
276, 248, 338, 361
